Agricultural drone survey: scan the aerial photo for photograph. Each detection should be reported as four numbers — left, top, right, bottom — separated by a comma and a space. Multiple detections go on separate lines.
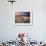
15, 10, 32, 25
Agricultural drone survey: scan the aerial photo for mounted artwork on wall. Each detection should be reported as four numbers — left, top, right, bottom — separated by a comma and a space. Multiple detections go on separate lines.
14, 10, 32, 26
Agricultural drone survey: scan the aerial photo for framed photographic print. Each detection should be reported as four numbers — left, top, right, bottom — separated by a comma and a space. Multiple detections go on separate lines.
14, 10, 32, 26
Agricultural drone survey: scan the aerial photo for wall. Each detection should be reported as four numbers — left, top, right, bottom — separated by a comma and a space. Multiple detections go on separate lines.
0, 0, 46, 42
